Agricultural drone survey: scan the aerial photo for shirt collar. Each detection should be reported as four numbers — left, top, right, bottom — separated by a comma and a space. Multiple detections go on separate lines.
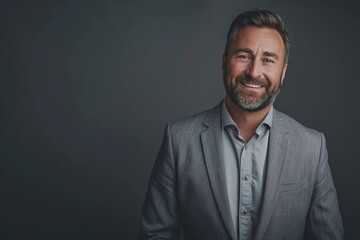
221, 98, 273, 137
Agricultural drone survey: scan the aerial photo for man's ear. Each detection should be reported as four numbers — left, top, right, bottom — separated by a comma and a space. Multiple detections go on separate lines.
281, 63, 288, 85
221, 53, 226, 76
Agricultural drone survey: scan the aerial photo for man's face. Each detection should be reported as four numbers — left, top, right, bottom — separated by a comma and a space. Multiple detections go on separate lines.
222, 26, 288, 112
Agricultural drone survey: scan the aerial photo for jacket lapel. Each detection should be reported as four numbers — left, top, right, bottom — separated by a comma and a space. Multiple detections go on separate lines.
200, 103, 237, 240
253, 109, 290, 240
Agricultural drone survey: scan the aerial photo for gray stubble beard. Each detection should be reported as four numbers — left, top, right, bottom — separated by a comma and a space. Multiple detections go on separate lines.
223, 70, 283, 112
227, 84, 281, 112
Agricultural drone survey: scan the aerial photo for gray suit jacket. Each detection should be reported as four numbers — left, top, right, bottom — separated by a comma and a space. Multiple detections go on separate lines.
139, 102, 343, 240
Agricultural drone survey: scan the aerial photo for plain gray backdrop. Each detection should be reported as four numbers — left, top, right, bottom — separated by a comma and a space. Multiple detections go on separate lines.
1, 0, 359, 239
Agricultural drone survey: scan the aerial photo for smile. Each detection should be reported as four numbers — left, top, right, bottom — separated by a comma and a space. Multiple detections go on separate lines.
242, 82, 262, 88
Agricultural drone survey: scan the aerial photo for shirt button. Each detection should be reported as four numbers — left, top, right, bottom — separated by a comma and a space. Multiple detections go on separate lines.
242, 210, 248, 215
245, 145, 248, 150
244, 176, 249, 181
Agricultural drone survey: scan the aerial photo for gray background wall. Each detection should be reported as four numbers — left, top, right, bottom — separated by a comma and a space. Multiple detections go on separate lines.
1, 0, 359, 239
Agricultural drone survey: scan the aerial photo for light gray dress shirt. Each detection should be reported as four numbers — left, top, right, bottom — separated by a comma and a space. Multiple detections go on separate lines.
222, 100, 273, 240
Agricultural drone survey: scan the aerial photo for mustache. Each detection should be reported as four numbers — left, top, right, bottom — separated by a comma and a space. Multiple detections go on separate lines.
235, 75, 268, 86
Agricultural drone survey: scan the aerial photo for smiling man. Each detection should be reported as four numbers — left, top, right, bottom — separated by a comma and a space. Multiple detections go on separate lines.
139, 10, 343, 240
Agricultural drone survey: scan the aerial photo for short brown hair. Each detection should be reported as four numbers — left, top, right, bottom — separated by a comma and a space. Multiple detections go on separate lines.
224, 10, 291, 63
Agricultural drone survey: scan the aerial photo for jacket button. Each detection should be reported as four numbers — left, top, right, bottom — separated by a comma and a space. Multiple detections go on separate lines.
243, 210, 248, 215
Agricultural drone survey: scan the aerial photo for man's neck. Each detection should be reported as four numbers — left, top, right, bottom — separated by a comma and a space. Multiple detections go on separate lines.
225, 96, 273, 142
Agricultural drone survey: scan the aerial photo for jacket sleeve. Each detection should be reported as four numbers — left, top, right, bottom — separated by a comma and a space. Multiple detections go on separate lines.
304, 133, 344, 239
138, 122, 180, 240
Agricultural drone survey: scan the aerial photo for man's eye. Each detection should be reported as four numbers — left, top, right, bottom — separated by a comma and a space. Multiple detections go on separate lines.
237, 55, 250, 60
264, 58, 275, 63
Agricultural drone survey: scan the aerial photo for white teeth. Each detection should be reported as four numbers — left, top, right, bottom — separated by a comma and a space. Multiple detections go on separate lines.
243, 83, 261, 88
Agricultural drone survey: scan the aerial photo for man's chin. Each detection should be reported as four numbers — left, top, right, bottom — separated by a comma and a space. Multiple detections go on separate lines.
233, 97, 272, 112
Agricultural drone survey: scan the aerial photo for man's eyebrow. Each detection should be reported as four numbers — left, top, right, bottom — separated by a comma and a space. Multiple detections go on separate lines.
232, 48, 253, 55
263, 51, 279, 60
232, 49, 280, 60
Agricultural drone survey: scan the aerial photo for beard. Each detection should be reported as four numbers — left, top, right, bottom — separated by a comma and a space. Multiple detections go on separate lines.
224, 72, 282, 112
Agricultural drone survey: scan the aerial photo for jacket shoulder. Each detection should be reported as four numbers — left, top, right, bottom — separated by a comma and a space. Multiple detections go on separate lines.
163, 103, 221, 146
168, 107, 214, 136
275, 109, 324, 143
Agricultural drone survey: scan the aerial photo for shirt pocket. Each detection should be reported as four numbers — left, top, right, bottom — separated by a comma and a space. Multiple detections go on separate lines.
279, 181, 306, 193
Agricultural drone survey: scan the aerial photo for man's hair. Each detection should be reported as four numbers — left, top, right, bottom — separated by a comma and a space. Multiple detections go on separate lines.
224, 9, 290, 63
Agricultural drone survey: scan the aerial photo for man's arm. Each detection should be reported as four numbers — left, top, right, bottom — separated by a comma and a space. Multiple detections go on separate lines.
304, 133, 344, 239
138, 122, 180, 240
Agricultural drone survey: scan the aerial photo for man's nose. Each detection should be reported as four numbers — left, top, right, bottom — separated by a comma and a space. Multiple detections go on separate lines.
246, 60, 262, 79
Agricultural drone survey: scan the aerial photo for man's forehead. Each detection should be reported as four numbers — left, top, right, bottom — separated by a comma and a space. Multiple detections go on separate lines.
230, 26, 285, 56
